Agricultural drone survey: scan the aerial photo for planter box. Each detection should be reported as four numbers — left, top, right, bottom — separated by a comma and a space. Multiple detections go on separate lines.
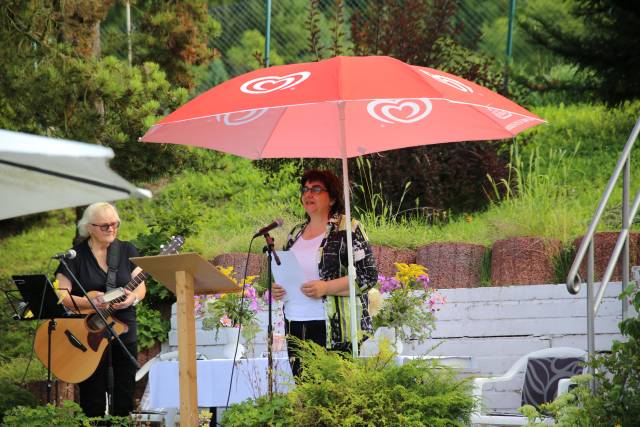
415, 242, 485, 288
491, 237, 561, 285
371, 245, 416, 277
573, 231, 640, 282
211, 252, 264, 279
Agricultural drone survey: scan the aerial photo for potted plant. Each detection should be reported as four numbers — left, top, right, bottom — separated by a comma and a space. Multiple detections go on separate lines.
196, 267, 263, 358
367, 263, 445, 354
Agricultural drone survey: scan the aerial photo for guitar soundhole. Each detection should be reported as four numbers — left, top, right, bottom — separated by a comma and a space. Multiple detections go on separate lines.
86, 313, 106, 331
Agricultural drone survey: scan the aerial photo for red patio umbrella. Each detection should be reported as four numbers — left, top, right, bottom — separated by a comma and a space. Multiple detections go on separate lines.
141, 55, 544, 355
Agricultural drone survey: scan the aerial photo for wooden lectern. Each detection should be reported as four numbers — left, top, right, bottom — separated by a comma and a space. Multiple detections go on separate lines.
131, 252, 238, 426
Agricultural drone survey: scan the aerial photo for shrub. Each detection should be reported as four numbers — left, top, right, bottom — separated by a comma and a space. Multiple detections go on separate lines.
291, 343, 473, 427
136, 301, 170, 350
132, 230, 178, 308
0, 379, 37, 422
1, 401, 82, 427
587, 282, 640, 425
1, 400, 132, 427
222, 341, 473, 427
221, 394, 294, 427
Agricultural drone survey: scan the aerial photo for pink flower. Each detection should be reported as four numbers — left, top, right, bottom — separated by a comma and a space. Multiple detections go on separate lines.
379, 276, 401, 293
220, 315, 233, 327
244, 285, 257, 299
418, 274, 431, 290
263, 290, 274, 304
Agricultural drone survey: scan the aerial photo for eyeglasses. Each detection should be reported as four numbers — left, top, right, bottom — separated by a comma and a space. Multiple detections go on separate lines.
91, 221, 120, 232
301, 185, 327, 195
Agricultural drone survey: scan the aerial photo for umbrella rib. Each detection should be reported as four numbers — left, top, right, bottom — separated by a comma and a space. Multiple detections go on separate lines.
256, 107, 291, 159
0, 159, 133, 195
449, 99, 541, 138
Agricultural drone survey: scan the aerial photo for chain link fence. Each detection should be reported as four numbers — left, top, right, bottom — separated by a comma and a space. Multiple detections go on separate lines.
103, 1, 552, 85
207, 0, 544, 79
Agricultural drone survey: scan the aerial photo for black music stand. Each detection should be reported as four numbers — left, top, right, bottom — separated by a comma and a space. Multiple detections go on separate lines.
8, 274, 84, 404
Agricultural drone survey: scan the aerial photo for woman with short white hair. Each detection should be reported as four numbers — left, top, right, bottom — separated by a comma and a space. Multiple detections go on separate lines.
55, 202, 145, 417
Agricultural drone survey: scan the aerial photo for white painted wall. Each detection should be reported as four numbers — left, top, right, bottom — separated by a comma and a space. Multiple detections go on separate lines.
167, 281, 634, 412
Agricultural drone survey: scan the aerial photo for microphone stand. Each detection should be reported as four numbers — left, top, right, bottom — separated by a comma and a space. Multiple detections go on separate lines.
262, 233, 280, 399
58, 258, 140, 414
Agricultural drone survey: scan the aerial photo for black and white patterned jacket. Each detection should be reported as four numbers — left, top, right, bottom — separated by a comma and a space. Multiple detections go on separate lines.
284, 213, 378, 350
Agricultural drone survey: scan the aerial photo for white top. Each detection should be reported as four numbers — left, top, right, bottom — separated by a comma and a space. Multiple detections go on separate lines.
284, 233, 326, 321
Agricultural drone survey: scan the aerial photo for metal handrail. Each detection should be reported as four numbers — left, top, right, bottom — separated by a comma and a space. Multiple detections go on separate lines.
565, 116, 640, 392
593, 192, 640, 312
566, 116, 640, 296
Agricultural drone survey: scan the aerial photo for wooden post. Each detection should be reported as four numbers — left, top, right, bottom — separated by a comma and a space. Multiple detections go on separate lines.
175, 270, 198, 426
130, 253, 238, 426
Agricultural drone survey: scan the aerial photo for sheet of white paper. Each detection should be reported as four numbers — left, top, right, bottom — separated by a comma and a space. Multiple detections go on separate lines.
271, 251, 313, 305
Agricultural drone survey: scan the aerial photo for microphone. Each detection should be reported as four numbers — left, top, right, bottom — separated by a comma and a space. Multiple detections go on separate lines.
52, 249, 77, 260
252, 219, 284, 238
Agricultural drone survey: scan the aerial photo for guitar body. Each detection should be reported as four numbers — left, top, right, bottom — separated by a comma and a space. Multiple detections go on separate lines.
34, 291, 129, 384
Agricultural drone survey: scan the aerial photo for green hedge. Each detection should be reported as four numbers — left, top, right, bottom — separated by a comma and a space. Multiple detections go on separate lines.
222, 341, 473, 427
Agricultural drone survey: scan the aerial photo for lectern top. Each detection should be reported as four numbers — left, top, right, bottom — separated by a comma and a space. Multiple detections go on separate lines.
130, 252, 239, 295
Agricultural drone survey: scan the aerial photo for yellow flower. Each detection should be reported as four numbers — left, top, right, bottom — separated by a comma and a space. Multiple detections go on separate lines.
394, 262, 428, 285
216, 265, 244, 291
198, 409, 213, 426
52, 279, 65, 304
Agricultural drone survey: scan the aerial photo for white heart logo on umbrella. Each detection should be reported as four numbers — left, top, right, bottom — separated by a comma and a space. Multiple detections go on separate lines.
506, 116, 535, 131
419, 69, 474, 93
486, 107, 513, 120
240, 72, 311, 94
216, 108, 269, 126
367, 99, 433, 124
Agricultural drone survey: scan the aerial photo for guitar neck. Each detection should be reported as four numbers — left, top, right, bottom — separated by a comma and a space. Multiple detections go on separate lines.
103, 271, 148, 315
124, 271, 148, 295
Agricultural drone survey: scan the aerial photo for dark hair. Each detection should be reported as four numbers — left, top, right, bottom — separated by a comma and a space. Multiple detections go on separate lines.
300, 169, 344, 216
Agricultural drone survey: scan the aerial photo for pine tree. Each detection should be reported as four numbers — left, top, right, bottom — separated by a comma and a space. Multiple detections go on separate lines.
0, 1, 220, 181
520, 0, 640, 103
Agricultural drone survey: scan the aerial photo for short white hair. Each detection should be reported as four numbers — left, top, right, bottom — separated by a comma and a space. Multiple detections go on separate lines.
77, 202, 120, 238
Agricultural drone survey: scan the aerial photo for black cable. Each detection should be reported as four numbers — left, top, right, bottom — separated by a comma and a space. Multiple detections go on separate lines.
223, 238, 256, 418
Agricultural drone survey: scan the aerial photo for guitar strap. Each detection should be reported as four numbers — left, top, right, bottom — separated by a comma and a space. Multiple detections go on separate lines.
106, 239, 121, 291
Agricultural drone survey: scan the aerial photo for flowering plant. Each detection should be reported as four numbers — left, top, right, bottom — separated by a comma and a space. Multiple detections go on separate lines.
369, 263, 445, 342
195, 266, 263, 343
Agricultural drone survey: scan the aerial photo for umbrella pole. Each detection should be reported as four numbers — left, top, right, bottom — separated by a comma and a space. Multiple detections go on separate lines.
338, 101, 359, 358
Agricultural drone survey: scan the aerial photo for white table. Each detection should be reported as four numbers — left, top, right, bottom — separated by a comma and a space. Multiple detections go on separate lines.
148, 357, 292, 409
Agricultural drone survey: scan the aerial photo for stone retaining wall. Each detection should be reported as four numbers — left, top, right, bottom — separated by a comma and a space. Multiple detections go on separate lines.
209, 232, 639, 287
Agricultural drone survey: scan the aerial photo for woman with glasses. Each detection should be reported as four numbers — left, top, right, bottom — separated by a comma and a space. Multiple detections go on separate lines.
54, 202, 145, 418
272, 169, 378, 378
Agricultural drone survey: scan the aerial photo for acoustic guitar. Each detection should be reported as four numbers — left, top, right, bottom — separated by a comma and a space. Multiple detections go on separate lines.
34, 236, 184, 384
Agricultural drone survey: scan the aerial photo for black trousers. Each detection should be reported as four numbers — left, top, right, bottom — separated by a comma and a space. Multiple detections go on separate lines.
284, 319, 326, 379
79, 341, 138, 418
